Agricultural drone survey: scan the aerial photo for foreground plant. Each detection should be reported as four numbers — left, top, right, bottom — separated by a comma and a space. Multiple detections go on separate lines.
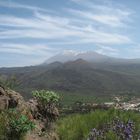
32, 90, 59, 105
9, 112, 35, 140
0, 109, 35, 140
57, 109, 140, 140
32, 90, 60, 127
87, 118, 138, 140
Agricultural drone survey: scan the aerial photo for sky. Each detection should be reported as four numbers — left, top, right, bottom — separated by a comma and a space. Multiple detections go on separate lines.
0, 0, 140, 67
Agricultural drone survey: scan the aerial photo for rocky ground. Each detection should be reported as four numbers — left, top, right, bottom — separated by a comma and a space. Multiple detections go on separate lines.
0, 85, 59, 140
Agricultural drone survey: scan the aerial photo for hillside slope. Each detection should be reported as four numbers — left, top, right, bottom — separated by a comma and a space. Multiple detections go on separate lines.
1, 59, 140, 99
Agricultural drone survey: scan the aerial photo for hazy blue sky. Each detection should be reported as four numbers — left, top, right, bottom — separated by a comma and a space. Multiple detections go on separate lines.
0, 0, 140, 67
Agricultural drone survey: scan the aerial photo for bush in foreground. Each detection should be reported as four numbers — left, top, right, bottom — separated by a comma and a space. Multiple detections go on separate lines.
32, 90, 60, 131
32, 90, 59, 105
0, 109, 35, 140
56, 109, 140, 140
32, 90, 60, 121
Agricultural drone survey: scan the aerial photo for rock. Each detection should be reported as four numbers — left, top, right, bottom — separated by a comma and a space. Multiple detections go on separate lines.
0, 85, 26, 111
0, 85, 60, 140
27, 99, 59, 121
6, 89, 26, 111
46, 104, 59, 118
0, 95, 9, 110
25, 120, 59, 140
46, 132, 59, 140
51, 107, 59, 120
27, 99, 39, 119
0, 86, 5, 95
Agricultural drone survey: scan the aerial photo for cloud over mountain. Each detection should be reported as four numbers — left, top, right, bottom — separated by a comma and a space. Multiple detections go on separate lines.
0, 0, 139, 67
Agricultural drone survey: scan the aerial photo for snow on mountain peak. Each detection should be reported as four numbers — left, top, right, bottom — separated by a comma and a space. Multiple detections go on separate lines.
62, 50, 84, 56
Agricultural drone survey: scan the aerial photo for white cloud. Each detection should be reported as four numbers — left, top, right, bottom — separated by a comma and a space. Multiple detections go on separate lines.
0, 43, 58, 56
69, 0, 133, 29
0, 11, 132, 45
0, 0, 134, 57
95, 45, 119, 56
0, 0, 51, 13
69, 9, 120, 27
68, 5, 132, 28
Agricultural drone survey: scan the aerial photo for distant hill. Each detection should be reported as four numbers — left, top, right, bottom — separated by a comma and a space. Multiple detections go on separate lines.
1, 54, 140, 99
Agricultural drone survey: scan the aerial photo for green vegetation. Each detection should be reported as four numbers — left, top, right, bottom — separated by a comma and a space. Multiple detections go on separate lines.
32, 90, 60, 123
0, 109, 35, 140
9, 110, 35, 140
0, 111, 8, 140
0, 75, 17, 89
59, 92, 112, 105
32, 90, 59, 104
1, 61, 140, 103
56, 109, 140, 140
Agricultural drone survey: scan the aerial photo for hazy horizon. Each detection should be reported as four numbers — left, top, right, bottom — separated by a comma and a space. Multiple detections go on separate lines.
0, 0, 140, 67
1, 50, 140, 68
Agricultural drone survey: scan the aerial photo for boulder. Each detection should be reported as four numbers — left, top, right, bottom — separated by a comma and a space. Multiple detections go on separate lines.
0, 85, 60, 140
46, 104, 59, 118
0, 96, 9, 110
0, 86, 5, 95
0, 85, 26, 111
0, 86, 9, 111
27, 99, 39, 119
27, 99, 59, 120
6, 89, 25, 110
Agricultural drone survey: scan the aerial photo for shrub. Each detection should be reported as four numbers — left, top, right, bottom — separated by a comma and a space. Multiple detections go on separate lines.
32, 90, 59, 105
56, 109, 140, 140
0, 111, 9, 140
0, 109, 35, 140
0, 75, 17, 89
32, 90, 60, 123
8, 110, 35, 140
87, 119, 136, 140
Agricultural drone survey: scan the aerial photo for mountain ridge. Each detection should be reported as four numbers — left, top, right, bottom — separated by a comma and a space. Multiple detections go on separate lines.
43, 51, 140, 65
1, 58, 140, 99
1, 51, 140, 100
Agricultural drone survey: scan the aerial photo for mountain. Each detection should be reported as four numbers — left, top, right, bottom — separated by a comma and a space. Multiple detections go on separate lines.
1, 51, 140, 102
1, 58, 140, 100
43, 51, 112, 64
43, 50, 140, 64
